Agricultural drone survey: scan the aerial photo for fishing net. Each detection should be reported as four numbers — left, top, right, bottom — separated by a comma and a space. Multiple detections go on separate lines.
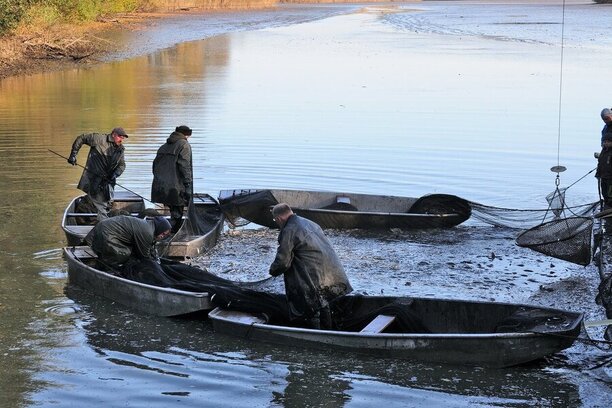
466, 200, 597, 229
515, 216, 594, 266
111, 258, 430, 331
218, 190, 278, 227
174, 193, 223, 239
408, 194, 472, 221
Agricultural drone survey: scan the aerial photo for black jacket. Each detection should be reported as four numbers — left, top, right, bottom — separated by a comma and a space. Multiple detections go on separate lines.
89, 215, 156, 266
151, 131, 193, 206
270, 215, 352, 320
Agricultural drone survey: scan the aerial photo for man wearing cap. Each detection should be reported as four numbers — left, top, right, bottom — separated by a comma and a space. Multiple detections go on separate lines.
601, 108, 612, 146
67, 127, 128, 220
151, 125, 193, 233
88, 215, 171, 270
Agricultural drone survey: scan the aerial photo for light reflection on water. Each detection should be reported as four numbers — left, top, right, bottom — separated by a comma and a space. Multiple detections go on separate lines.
1, 2, 611, 407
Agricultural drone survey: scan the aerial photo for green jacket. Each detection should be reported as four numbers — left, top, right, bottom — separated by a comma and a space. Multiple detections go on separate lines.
89, 215, 155, 266
70, 133, 125, 197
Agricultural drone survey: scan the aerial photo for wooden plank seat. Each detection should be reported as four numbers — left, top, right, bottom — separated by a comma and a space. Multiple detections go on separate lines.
63, 225, 94, 235
360, 314, 396, 333
217, 309, 267, 325
336, 196, 351, 204
66, 212, 140, 217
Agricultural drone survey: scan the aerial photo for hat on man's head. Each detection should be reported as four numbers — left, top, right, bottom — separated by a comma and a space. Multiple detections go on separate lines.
175, 125, 192, 136
111, 127, 128, 138
153, 216, 171, 236
601, 108, 612, 119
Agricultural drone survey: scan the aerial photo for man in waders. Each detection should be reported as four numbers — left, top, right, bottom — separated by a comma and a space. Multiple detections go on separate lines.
269, 203, 352, 329
151, 125, 193, 234
67, 127, 128, 220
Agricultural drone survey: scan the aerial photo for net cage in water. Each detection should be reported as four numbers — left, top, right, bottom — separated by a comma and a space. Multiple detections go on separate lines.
515, 216, 593, 266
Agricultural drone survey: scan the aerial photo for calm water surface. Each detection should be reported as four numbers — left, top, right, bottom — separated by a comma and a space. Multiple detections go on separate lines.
1, 2, 611, 407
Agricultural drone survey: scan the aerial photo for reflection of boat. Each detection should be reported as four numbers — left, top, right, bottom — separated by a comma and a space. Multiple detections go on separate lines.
156, 194, 225, 259
218, 189, 471, 229
62, 191, 146, 246
209, 295, 582, 368
63, 246, 212, 316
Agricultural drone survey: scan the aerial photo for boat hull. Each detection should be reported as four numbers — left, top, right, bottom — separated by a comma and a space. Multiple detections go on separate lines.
219, 189, 470, 230
63, 247, 212, 317
156, 194, 225, 259
208, 295, 582, 367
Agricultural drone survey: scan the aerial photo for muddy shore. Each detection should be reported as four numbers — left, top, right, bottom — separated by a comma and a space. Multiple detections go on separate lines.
0, 3, 362, 80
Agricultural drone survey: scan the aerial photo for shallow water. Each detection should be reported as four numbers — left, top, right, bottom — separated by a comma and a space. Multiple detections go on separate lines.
0, 2, 611, 407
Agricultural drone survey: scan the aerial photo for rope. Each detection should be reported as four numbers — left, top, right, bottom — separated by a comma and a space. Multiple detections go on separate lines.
556, 0, 567, 169
49, 149, 162, 208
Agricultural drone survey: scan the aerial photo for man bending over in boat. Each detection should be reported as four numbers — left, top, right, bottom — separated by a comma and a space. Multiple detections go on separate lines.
87, 215, 171, 272
269, 203, 353, 330
67, 127, 128, 220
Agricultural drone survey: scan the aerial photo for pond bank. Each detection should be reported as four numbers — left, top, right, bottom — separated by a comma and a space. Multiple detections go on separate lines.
0, 1, 393, 80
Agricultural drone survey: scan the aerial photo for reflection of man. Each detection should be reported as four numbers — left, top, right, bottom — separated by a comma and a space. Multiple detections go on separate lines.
89, 215, 171, 269
269, 203, 352, 329
67, 127, 128, 220
151, 125, 193, 233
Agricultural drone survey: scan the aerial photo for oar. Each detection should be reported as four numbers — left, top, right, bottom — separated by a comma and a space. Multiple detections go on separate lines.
49, 149, 161, 207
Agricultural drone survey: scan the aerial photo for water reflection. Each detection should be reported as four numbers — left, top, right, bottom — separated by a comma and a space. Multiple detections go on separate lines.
1, 3, 611, 406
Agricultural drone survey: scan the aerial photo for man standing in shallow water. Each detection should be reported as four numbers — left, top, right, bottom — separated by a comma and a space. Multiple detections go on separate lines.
269, 203, 352, 329
67, 127, 128, 220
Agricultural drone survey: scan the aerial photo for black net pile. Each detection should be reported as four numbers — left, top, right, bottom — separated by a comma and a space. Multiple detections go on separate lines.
493, 307, 574, 333
174, 193, 223, 239
114, 258, 288, 323
218, 190, 278, 227
408, 194, 472, 221
113, 259, 433, 330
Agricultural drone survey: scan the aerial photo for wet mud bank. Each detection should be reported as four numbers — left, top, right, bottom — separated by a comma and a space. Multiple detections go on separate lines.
0, 4, 356, 80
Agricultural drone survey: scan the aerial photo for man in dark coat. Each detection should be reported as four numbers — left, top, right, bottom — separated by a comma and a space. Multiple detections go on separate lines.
597, 133, 612, 208
601, 108, 612, 146
269, 203, 353, 329
67, 127, 127, 220
88, 215, 171, 269
151, 125, 193, 233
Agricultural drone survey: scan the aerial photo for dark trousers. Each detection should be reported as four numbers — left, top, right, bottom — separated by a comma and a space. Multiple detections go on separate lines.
601, 179, 612, 208
304, 306, 332, 330
169, 205, 184, 233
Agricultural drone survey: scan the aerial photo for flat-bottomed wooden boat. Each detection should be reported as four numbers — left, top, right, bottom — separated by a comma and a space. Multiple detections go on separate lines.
218, 189, 471, 229
62, 191, 146, 246
209, 295, 582, 367
63, 246, 212, 316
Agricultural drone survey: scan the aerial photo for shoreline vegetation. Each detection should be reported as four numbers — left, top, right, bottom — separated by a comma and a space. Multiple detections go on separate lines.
0, 0, 281, 79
